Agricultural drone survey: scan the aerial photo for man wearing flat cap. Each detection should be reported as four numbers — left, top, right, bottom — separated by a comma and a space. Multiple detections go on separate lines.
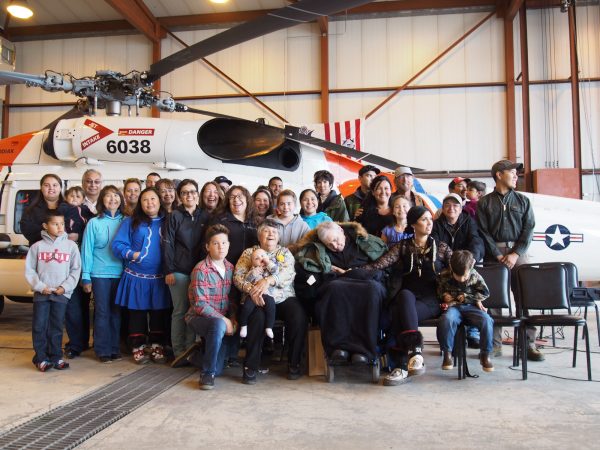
477, 159, 542, 361
345, 164, 380, 220
390, 166, 425, 208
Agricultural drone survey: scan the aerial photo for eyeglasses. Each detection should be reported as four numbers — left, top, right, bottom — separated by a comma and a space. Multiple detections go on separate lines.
159, 189, 175, 194
180, 190, 198, 197
230, 194, 245, 200
85, 180, 102, 185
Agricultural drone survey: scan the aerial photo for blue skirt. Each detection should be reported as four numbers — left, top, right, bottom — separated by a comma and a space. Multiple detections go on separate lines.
114, 271, 172, 310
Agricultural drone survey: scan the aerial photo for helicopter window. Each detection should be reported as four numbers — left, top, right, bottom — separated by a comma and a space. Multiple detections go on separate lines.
13, 190, 37, 235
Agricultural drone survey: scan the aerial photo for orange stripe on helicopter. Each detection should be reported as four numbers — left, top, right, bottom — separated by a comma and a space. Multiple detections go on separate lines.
0, 132, 36, 165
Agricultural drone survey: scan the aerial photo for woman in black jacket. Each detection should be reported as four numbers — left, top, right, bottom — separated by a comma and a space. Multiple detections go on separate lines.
163, 179, 210, 361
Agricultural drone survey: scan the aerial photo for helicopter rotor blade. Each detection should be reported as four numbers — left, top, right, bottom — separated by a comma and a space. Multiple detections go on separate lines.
147, 0, 375, 82
284, 125, 422, 173
174, 104, 241, 120
0, 70, 48, 87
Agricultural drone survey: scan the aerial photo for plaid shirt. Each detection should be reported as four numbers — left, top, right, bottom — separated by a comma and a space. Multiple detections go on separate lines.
436, 268, 490, 305
186, 257, 234, 321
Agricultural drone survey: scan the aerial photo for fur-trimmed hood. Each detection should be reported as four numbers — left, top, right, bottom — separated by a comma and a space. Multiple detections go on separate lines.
293, 221, 369, 253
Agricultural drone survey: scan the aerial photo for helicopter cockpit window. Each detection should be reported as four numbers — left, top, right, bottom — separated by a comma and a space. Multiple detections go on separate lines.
13, 190, 37, 234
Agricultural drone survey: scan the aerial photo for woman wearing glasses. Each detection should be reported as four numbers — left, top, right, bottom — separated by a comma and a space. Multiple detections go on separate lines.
156, 178, 178, 214
163, 179, 210, 365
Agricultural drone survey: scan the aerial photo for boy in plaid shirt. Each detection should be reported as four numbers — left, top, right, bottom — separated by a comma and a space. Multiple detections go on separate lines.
183, 224, 237, 390
436, 250, 494, 373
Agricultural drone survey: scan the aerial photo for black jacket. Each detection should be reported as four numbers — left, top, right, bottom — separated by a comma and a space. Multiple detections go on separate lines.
431, 212, 484, 262
163, 205, 210, 275
208, 212, 258, 265
20, 201, 69, 246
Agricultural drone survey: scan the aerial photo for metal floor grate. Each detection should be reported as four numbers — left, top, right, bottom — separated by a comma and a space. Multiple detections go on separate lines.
0, 365, 195, 450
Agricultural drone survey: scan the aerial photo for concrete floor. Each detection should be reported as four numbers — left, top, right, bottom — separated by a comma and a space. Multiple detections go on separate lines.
1, 298, 599, 449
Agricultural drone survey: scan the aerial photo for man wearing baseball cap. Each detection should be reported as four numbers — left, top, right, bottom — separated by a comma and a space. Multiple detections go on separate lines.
477, 159, 542, 361
214, 176, 233, 193
345, 164, 380, 220
390, 166, 425, 208
448, 177, 471, 200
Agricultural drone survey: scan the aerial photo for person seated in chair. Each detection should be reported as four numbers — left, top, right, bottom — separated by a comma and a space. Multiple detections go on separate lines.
294, 221, 387, 367
436, 250, 494, 373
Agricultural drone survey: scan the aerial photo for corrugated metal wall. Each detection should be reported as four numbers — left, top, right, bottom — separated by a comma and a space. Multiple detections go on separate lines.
6, 7, 600, 198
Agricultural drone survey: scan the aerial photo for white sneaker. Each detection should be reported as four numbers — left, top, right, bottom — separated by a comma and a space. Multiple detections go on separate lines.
239, 326, 248, 338
265, 328, 274, 339
407, 353, 426, 377
383, 368, 410, 386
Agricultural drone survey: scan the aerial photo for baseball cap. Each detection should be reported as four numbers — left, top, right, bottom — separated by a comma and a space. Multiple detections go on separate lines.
443, 193, 464, 206
491, 160, 523, 179
358, 165, 381, 176
449, 176, 471, 190
394, 166, 413, 178
214, 176, 232, 186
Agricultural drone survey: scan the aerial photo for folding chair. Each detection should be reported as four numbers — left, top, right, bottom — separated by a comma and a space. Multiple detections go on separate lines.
516, 263, 592, 381
476, 263, 521, 367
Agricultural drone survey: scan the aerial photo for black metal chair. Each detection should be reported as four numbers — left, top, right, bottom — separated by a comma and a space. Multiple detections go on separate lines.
476, 263, 521, 367
516, 263, 592, 381
419, 317, 469, 379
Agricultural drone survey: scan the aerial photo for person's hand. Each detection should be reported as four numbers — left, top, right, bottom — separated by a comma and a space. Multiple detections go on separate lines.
476, 301, 487, 312
456, 294, 465, 304
54, 286, 65, 296
501, 252, 519, 269
496, 254, 504, 263
331, 265, 348, 275
165, 273, 176, 286
132, 251, 140, 260
354, 207, 364, 219
222, 317, 234, 335
442, 293, 454, 304
261, 255, 270, 266
250, 278, 270, 306
41, 287, 53, 295
82, 283, 92, 294
68, 233, 79, 242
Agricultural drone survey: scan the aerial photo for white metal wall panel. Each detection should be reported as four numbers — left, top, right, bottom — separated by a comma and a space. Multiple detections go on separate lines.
527, 9, 571, 81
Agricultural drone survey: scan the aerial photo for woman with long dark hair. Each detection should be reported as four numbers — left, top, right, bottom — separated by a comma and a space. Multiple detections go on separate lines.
112, 188, 171, 364
358, 175, 394, 237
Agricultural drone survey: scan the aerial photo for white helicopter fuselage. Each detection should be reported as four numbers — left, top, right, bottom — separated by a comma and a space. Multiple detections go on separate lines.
0, 116, 598, 300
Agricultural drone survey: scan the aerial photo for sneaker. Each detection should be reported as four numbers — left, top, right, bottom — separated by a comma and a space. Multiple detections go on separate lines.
149, 344, 166, 364
265, 328, 274, 339
467, 337, 480, 349
239, 325, 248, 338
99, 356, 112, 364
171, 342, 200, 368
441, 351, 453, 370
493, 345, 503, 357
480, 352, 494, 372
242, 367, 257, 385
133, 345, 150, 364
53, 360, 70, 370
407, 353, 426, 377
383, 368, 410, 386
287, 364, 302, 380
527, 344, 545, 362
36, 360, 52, 372
199, 373, 215, 390
111, 354, 123, 361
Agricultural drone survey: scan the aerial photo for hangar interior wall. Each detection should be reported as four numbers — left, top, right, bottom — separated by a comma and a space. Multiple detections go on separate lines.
6, 6, 600, 200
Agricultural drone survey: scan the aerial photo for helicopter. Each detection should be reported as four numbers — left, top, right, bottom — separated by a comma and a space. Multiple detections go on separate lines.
0, 0, 598, 313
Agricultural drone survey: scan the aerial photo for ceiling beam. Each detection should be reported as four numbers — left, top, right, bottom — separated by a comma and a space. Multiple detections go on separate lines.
104, 0, 164, 42
506, 0, 525, 19
6, 1, 499, 42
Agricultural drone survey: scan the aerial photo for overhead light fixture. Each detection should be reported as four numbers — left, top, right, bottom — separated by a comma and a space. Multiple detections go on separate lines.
210, 0, 229, 4
6, 0, 34, 19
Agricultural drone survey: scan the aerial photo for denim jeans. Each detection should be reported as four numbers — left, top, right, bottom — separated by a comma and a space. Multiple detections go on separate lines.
32, 294, 68, 364
187, 316, 227, 376
92, 278, 121, 357
436, 304, 494, 353
168, 273, 195, 356
64, 285, 86, 353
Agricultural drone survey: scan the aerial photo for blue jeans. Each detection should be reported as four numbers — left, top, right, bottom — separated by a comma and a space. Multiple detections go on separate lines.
64, 285, 86, 353
168, 273, 195, 356
92, 278, 121, 357
32, 294, 68, 364
187, 316, 227, 376
437, 304, 494, 353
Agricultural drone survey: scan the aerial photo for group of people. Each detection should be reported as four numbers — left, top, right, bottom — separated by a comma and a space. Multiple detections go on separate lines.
23, 158, 539, 389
